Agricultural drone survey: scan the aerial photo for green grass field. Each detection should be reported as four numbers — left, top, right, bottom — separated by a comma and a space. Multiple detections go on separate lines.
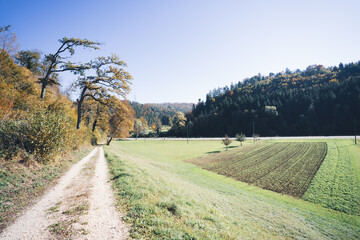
303, 140, 360, 215
104, 139, 360, 239
189, 142, 327, 197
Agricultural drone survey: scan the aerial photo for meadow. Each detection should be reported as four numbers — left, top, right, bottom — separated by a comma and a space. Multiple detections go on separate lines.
104, 139, 360, 239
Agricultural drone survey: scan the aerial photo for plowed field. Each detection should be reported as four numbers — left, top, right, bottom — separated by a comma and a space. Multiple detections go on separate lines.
189, 142, 327, 197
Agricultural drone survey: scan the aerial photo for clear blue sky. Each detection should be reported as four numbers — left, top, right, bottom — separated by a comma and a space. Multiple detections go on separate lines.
1, 0, 360, 103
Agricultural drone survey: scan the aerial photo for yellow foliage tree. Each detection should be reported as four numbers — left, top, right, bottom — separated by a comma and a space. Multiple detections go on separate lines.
73, 54, 132, 130
106, 100, 135, 145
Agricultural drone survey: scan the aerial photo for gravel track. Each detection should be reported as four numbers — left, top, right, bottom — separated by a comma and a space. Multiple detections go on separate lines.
0, 147, 128, 240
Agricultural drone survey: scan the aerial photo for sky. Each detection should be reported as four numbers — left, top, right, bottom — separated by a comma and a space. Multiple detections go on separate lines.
1, 0, 360, 103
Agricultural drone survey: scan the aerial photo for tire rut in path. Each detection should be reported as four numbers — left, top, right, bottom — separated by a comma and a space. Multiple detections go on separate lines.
0, 147, 128, 239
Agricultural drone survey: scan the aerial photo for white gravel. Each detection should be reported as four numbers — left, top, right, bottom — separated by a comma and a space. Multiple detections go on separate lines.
0, 147, 128, 240
80, 147, 128, 239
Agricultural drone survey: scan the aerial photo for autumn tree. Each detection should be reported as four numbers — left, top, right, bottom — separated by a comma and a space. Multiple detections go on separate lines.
0, 25, 19, 56
0, 49, 39, 120
77, 98, 110, 134
172, 112, 186, 129
91, 102, 110, 133
133, 117, 148, 139
39, 37, 100, 99
168, 111, 186, 136
106, 100, 135, 145
73, 54, 132, 129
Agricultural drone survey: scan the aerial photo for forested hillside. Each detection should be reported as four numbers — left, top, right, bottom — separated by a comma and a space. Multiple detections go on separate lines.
185, 62, 360, 137
130, 102, 192, 126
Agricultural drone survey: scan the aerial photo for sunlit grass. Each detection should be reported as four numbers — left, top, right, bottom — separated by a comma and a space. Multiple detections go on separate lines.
105, 139, 360, 239
303, 140, 360, 214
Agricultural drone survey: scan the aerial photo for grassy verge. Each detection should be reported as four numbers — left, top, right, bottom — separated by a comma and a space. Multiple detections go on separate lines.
105, 140, 360, 239
0, 146, 93, 231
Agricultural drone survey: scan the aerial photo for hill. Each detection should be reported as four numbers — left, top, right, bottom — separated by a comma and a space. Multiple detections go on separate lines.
185, 62, 360, 137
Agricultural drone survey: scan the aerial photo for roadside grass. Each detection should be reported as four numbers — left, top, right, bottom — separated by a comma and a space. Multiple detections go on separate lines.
105, 140, 360, 239
0, 146, 93, 231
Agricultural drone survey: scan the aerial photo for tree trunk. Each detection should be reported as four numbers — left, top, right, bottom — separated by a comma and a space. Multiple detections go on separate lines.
76, 100, 82, 129
92, 119, 97, 132
40, 54, 58, 99
40, 83, 46, 99
76, 87, 87, 130
106, 137, 113, 145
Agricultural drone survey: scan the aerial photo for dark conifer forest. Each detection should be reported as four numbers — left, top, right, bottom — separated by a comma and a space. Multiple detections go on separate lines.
183, 62, 360, 137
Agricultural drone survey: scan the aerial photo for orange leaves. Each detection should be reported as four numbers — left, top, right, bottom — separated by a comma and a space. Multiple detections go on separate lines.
329, 78, 339, 84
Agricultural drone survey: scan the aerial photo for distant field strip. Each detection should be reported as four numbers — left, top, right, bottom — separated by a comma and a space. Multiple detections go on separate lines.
190, 142, 327, 197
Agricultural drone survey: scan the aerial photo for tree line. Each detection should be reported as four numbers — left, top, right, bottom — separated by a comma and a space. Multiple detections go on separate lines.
177, 62, 360, 137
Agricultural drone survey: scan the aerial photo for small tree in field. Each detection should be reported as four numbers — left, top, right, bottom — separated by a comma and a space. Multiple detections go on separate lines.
235, 133, 246, 146
222, 135, 232, 151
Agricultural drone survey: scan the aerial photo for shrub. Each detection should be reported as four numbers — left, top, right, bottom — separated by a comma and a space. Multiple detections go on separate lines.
0, 120, 30, 160
26, 110, 76, 162
0, 110, 78, 163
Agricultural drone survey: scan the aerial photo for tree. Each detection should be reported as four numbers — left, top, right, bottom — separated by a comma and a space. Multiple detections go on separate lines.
15, 50, 42, 74
73, 54, 132, 129
222, 135, 232, 151
106, 100, 134, 145
0, 25, 19, 56
39, 37, 100, 99
0, 49, 38, 120
133, 117, 148, 139
173, 112, 186, 127
235, 133, 246, 146
155, 117, 162, 135
78, 100, 112, 133
133, 119, 143, 140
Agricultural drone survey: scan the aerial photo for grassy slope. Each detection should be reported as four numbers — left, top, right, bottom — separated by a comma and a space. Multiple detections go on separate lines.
0, 146, 93, 231
105, 140, 360, 239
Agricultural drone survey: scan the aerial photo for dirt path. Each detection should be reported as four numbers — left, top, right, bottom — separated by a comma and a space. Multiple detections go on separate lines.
0, 147, 128, 240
